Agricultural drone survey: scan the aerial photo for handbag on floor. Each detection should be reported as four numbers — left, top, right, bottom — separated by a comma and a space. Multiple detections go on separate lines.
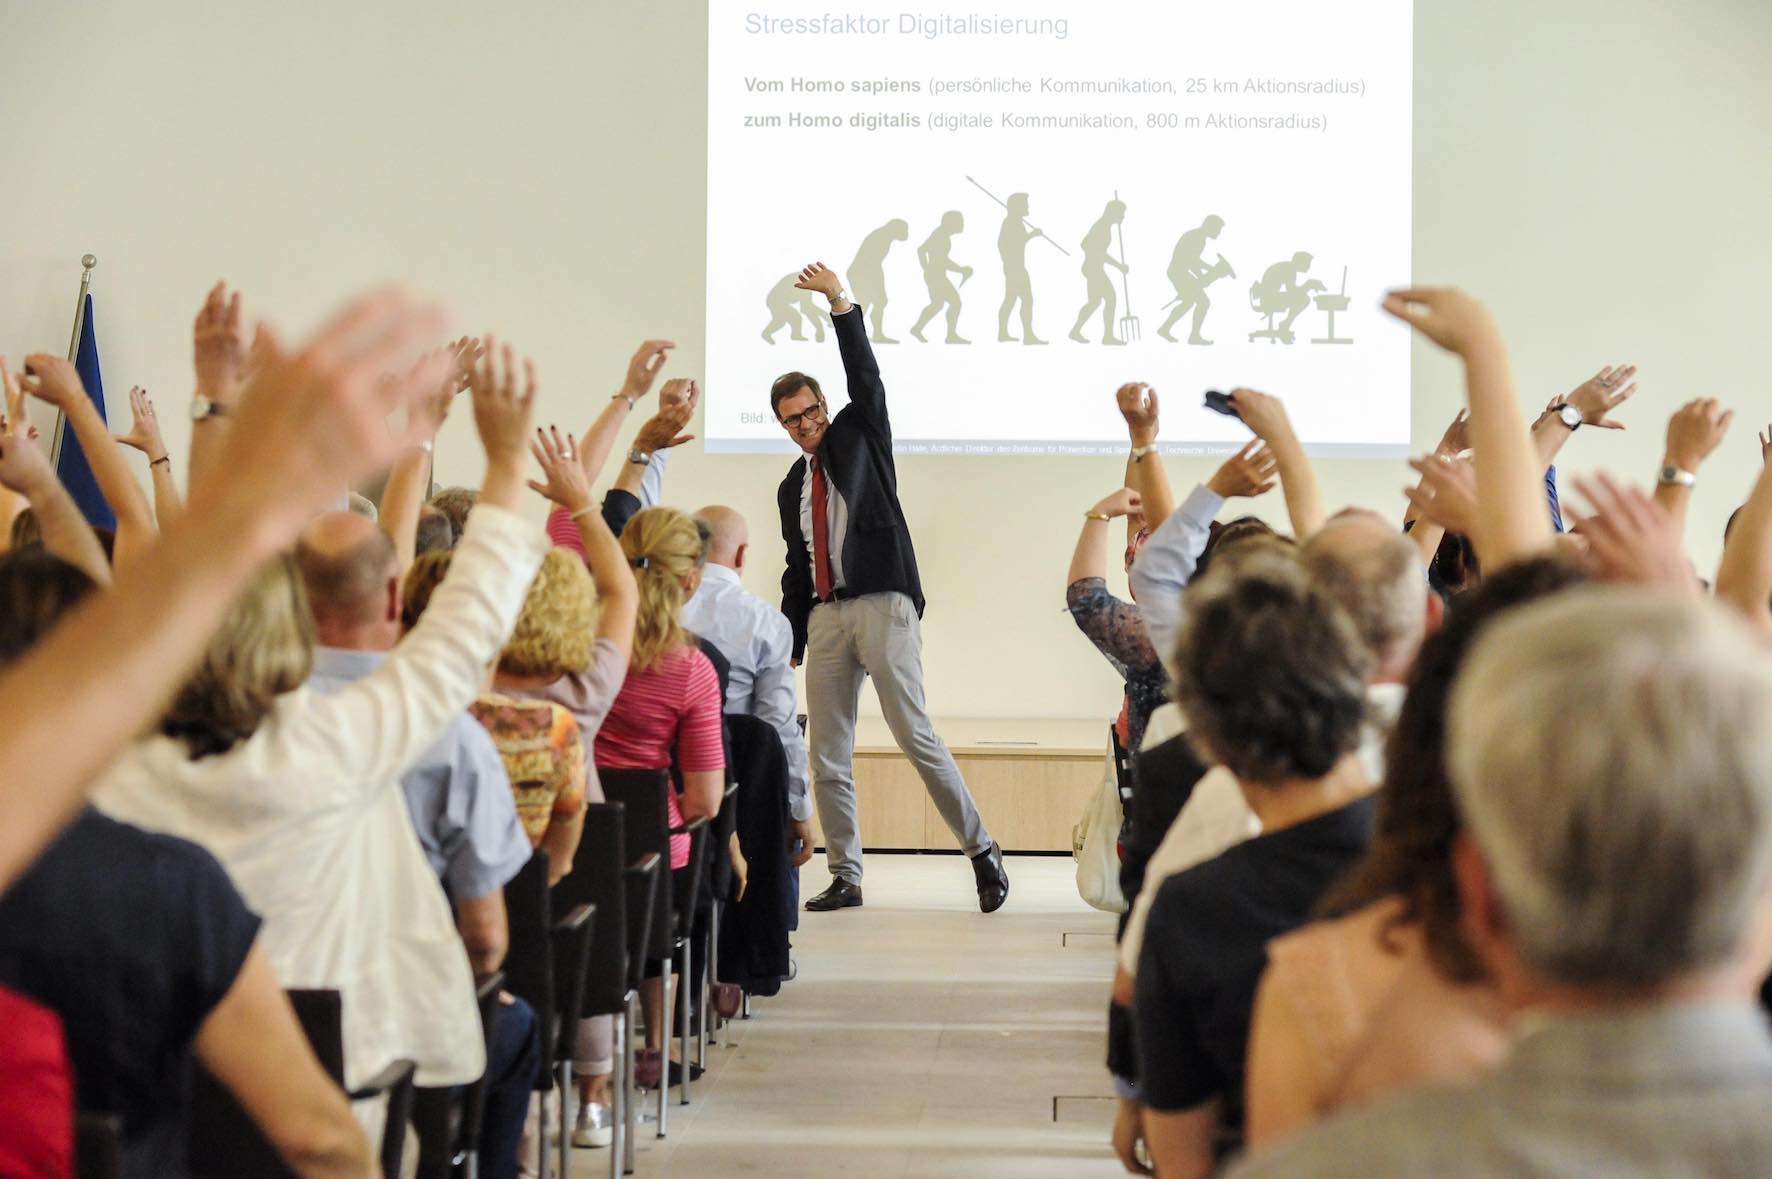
1073, 736, 1128, 913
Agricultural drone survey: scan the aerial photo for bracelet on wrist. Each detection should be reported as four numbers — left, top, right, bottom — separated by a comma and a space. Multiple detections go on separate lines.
1084, 511, 1113, 522
149, 455, 171, 468
569, 503, 600, 522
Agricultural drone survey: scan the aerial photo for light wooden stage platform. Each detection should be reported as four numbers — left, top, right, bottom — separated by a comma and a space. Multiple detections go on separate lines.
804, 717, 1110, 854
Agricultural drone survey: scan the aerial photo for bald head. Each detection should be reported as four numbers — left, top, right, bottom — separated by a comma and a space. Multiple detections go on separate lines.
695, 505, 749, 571
294, 512, 399, 642
1301, 512, 1431, 681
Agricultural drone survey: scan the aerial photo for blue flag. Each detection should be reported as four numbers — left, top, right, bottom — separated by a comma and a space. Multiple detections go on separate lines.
56, 292, 116, 530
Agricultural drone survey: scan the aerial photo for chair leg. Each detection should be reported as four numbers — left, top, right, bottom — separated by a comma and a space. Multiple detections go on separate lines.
656, 960, 671, 1138
680, 936, 693, 1106
608, 1011, 624, 1179
623, 994, 638, 1174
536, 1087, 550, 1179
557, 1060, 571, 1179
707, 903, 721, 1046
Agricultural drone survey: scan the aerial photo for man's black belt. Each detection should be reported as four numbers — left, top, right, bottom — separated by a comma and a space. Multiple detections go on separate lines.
817, 587, 860, 603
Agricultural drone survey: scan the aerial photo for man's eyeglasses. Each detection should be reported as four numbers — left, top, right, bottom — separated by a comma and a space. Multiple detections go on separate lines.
779, 402, 827, 431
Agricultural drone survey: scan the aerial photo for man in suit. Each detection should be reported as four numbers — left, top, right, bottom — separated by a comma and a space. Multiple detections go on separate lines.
1228, 588, 1772, 1179
771, 260, 1007, 914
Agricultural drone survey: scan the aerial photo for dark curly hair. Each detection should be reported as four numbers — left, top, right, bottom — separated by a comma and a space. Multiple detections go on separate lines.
1319, 554, 1588, 982
1173, 549, 1372, 785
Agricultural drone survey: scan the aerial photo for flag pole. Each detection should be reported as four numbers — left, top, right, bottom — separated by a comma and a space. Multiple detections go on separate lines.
51, 254, 97, 465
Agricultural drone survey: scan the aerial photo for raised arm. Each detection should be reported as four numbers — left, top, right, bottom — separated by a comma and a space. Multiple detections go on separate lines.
111, 386, 182, 526
0, 418, 110, 584
186, 282, 247, 493
1716, 447, 1772, 639
613, 379, 697, 502
797, 262, 887, 436
529, 426, 639, 666
22, 354, 157, 570
1228, 388, 1323, 538
1384, 287, 1551, 567
1652, 398, 1733, 541
0, 286, 450, 895
1531, 364, 1637, 472
1116, 383, 1174, 528
578, 338, 675, 480
379, 341, 471, 577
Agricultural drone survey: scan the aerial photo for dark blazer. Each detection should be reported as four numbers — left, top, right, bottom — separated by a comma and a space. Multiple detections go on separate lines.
777, 306, 925, 660
717, 714, 794, 996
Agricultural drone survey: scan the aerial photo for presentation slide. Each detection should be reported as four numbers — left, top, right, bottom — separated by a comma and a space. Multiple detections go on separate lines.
706, 1, 1412, 456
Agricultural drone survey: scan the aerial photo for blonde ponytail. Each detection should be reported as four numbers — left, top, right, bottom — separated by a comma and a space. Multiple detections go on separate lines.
622, 507, 702, 671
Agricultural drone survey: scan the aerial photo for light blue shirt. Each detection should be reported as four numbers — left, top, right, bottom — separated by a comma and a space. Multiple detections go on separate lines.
681, 564, 813, 821
308, 646, 531, 901
1127, 483, 1225, 662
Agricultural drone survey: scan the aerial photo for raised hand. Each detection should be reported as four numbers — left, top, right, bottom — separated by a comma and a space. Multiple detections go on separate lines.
1206, 440, 1279, 499
1569, 472, 1695, 593
1115, 382, 1159, 446
658, 377, 699, 415
1434, 408, 1471, 457
1404, 453, 1479, 538
1761, 424, 1772, 466
621, 339, 676, 404
193, 281, 246, 405
193, 287, 449, 542
0, 430, 55, 495
1088, 488, 1144, 519
1381, 287, 1501, 357
467, 336, 539, 471
112, 387, 169, 461
0, 356, 28, 437
448, 336, 484, 394
1564, 364, 1637, 430
19, 354, 86, 410
1663, 398, 1733, 472
1226, 388, 1294, 445
793, 261, 844, 302
633, 400, 696, 453
527, 425, 594, 515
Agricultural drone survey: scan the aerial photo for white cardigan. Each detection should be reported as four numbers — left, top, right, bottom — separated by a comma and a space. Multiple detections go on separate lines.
97, 504, 548, 1088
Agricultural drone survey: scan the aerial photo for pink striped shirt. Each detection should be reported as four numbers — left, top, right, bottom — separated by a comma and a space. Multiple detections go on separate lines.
594, 645, 724, 869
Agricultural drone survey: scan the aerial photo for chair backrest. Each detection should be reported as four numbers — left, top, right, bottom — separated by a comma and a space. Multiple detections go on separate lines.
597, 768, 673, 959
74, 1113, 122, 1179
558, 802, 628, 1018
622, 853, 663, 994
500, 850, 554, 1092
548, 903, 596, 1063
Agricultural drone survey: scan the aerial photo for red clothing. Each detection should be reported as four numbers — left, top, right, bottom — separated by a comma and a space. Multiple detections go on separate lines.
595, 645, 724, 868
0, 984, 72, 1179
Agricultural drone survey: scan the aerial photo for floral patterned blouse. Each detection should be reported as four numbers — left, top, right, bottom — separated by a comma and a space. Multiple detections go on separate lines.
1066, 576, 1167, 752
468, 692, 587, 847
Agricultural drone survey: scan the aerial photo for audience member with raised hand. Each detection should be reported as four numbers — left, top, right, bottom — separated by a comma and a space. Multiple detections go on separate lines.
1067, 486, 1167, 753
185, 281, 247, 489
1130, 553, 1378, 1179
1244, 558, 1584, 1149
1530, 363, 1637, 474
1227, 387, 1324, 539
1650, 397, 1733, 537
0, 382, 111, 585
112, 385, 181, 525
1714, 438, 1772, 639
377, 339, 476, 577
94, 315, 546, 1150
1383, 287, 1551, 567
20, 353, 156, 567
1231, 587, 1772, 1178
0, 285, 453, 899
1567, 472, 1696, 593
602, 378, 699, 534
1117, 382, 1175, 528
524, 422, 640, 1147
0, 552, 373, 1179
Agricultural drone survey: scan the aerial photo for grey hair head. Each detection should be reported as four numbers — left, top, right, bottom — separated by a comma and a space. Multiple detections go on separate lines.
1448, 586, 1772, 988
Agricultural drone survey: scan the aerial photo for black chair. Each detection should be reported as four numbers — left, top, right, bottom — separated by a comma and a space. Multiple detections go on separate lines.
597, 767, 678, 1137
619, 851, 661, 1174
189, 989, 416, 1179
552, 802, 630, 1179
409, 972, 505, 1179
666, 813, 713, 1108
500, 850, 596, 1179
694, 781, 743, 1064
74, 1113, 121, 1179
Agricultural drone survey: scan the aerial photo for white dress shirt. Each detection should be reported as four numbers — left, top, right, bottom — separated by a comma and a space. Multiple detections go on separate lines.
682, 564, 812, 821
799, 451, 849, 592
1118, 682, 1407, 976
96, 504, 548, 1089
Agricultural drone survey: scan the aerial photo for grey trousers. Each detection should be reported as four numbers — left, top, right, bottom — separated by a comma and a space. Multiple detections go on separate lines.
805, 591, 991, 884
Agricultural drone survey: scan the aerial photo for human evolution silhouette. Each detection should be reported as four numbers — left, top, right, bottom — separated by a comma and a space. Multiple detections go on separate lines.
760, 181, 1354, 348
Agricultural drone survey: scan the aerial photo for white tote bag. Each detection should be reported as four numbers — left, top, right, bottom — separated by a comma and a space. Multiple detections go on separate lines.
1073, 740, 1128, 913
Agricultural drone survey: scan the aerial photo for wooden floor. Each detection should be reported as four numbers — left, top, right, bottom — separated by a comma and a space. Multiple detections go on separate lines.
571, 854, 1123, 1178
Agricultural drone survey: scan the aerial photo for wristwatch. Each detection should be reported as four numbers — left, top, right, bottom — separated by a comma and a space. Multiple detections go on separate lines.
1657, 463, 1697, 488
1551, 403, 1583, 431
190, 394, 227, 421
626, 447, 652, 465
1129, 444, 1158, 462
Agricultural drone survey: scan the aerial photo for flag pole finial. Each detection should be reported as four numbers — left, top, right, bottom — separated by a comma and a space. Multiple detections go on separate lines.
80, 254, 96, 273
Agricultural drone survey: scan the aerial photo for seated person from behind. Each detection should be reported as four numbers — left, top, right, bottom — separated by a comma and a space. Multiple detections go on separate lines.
0, 548, 369, 1179
1131, 551, 1378, 1178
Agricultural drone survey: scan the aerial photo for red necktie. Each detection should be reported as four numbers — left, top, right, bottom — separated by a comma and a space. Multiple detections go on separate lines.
810, 454, 834, 601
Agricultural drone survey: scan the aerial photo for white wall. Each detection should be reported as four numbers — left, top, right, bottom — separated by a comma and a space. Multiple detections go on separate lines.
2, 0, 1768, 722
